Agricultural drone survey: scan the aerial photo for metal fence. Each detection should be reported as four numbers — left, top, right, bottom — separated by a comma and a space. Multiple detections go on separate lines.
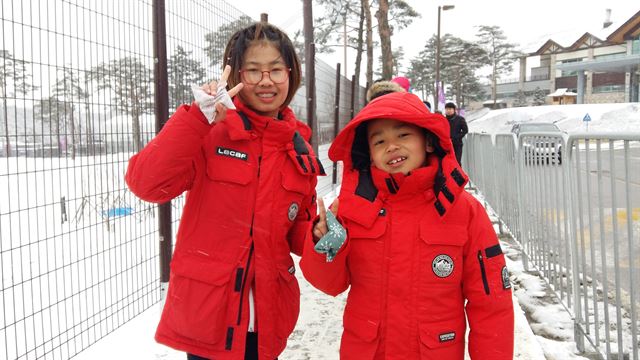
464, 131, 639, 360
0, 1, 364, 359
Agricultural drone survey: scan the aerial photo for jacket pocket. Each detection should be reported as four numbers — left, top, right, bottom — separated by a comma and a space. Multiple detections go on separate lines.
341, 311, 380, 359
418, 318, 466, 359
419, 223, 466, 284
346, 215, 387, 240
163, 254, 235, 345
479, 243, 510, 296
281, 171, 311, 195
206, 151, 253, 185
274, 263, 301, 340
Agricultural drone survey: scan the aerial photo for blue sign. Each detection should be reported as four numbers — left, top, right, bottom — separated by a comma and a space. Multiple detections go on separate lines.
583, 113, 592, 122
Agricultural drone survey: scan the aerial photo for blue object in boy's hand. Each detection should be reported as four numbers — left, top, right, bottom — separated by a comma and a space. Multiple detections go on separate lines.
314, 211, 346, 262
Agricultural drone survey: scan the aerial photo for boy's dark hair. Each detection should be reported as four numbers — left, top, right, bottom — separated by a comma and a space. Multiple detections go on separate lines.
351, 122, 446, 171
223, 22, 302, 108
445, 102, 457, 109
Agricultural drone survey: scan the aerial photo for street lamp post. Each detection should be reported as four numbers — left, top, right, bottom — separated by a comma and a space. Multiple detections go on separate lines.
434, 4, 454, 112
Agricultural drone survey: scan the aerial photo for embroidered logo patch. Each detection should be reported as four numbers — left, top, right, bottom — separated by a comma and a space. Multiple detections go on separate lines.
288, 203, 299, 221
432, 254, 454, 278
439, 331, 456, 342
502, 266, 511, 289
216, 146, 248, 161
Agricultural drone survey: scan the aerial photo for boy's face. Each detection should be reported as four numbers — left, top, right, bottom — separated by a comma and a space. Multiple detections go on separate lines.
367, 118, 433, 175
445, 107, 456, 117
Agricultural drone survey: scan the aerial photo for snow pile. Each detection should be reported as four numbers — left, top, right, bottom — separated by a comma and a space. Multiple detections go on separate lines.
468, 103, 640, 135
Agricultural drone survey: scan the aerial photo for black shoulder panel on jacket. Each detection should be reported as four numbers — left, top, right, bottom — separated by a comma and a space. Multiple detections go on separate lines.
292, 131, 310, 155
237, 111, 252, 130
355, 168, 378, 202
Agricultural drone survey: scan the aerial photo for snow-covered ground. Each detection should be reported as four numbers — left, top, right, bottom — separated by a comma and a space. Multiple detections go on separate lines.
74, 185, 591, 360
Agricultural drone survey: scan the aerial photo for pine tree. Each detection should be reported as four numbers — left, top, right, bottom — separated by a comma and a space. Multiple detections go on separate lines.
168, 46, 207, 112
513, 89, 528, 107
1, 50, 36, 156
90, 57, 153, 152
35, 96, 71, 155
476, 26, 521, 108
532, 87, 547, 106
52, 67, 90, 158
204, 16, 254, 68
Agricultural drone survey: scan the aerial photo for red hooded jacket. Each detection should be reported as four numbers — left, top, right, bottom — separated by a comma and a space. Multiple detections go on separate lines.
126, 98, 323, 360
300, 92, 514, 359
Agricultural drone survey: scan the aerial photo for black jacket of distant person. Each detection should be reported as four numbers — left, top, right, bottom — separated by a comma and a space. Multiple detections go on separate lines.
446, 113, 468, 145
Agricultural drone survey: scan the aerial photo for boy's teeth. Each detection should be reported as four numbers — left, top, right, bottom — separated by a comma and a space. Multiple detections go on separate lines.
258, 93, 274, 98
388, 157, 406, 165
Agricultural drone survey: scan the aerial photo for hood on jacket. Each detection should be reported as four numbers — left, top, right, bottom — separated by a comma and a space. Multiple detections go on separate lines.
330, 92, 453, 168
330, 91, 468, 217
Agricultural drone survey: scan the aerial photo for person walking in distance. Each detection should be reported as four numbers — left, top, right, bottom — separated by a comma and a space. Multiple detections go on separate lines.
444, 102, 468, 165
125, 22, 323, 360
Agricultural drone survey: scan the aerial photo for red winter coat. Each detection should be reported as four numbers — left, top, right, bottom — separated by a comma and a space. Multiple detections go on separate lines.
300, 92, 514, 359
126, 98, 323, 360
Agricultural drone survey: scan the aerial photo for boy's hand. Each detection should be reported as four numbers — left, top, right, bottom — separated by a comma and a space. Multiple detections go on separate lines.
313, 198, 345, 262
313, 198, 339, 241
193, 65, 244, 124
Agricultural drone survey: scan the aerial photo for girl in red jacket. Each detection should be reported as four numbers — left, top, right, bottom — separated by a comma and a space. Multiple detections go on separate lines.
126, 22, 324, 360
300, 92, 514, 359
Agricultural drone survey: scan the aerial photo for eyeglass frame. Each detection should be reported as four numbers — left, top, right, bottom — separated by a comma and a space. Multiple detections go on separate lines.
238, 67, 292, 85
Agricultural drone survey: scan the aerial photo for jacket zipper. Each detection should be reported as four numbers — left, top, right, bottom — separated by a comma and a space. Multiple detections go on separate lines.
237, 154, 262, 325
477, 250, 490, 295
236, 244, 254, 325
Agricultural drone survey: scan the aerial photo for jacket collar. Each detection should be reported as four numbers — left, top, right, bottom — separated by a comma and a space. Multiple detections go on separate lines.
224, 99, 303, 147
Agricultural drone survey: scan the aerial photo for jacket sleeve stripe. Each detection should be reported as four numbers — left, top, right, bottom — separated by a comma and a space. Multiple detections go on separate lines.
485, 244, 503, 258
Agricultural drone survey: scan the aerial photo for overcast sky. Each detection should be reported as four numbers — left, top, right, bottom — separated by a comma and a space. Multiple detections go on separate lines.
231, 0, 639, 77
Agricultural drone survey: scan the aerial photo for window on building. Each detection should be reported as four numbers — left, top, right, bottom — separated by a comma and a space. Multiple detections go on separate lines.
558, 58, 582, 77
594, 52, 626, 60
592, 84, 625, 93
632, 36, 640, 54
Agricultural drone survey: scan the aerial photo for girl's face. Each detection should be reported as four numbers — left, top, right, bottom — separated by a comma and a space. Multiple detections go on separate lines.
367, 119, 433, 175
238, 42, 290, 118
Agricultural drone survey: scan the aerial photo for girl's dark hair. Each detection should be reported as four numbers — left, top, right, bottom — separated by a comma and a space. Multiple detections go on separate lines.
223, 22, 302, 108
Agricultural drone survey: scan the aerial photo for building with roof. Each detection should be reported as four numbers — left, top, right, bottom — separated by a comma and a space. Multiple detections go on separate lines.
481, 9, 640, 108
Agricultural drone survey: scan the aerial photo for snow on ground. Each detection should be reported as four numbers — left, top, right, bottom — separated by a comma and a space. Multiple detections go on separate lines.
75, 186, 583, 360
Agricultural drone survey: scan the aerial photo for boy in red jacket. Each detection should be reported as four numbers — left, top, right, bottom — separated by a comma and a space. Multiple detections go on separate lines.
300, 92, 514, 359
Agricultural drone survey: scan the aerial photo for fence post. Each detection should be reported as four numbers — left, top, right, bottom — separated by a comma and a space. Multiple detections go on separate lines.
303, 0, 318, 155
332, 64, 341, 185
152, 0, 172, 297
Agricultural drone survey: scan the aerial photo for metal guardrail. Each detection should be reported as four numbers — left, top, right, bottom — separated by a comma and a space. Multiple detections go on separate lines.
464, 131, 639, 360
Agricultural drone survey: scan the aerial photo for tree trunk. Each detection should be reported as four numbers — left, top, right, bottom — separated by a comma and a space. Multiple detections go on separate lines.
69, 104, 76, 159
362, 0, 373, 88
130, 80, 142, 152
375, 0, 393, 79
492, 65, 497, 106
353, 0, 365, 100
2, 96, 9, 157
